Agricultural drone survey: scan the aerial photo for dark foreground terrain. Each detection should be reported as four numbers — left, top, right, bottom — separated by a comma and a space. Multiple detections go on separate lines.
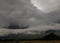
0, 30, 60, 43
0, 40, 60, 43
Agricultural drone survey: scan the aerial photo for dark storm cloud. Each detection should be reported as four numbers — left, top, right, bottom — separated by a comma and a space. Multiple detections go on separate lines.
0, 0, 34, 27
0, 0, 44, 28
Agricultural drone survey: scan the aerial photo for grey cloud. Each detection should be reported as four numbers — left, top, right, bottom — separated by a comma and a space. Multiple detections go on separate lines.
31, 0, 60, 13
0, 0, 60, 36
0, 0, 44, 28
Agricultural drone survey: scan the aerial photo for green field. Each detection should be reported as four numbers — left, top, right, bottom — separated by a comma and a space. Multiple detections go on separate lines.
0, 40, 60, 43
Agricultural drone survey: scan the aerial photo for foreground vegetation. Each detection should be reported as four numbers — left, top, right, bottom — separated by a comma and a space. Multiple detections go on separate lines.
0, 40, 60, 43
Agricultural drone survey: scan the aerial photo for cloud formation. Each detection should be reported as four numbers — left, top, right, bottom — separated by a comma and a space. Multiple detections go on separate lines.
0, 0, 60, 36
31, 0, 60, 13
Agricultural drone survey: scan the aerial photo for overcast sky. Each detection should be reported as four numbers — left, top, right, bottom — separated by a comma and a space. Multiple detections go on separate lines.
0, 0, 60, 36
31, 0, 60, 13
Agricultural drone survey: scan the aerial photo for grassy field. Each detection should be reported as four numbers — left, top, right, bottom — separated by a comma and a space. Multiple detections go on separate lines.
0, 40, 60, 43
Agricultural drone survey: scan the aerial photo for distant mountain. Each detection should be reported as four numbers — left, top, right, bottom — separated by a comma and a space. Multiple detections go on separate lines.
0, 33, 41, 41
0, 30, 60, 41
45, 30, 57, 33
40, 33, 60, 40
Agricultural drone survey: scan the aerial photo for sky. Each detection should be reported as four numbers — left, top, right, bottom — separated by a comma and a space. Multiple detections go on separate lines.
31, 0, 60, 13
0, 0, 60, 36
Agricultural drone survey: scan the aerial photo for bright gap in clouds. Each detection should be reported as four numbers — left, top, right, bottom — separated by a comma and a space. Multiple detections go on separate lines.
31, 0, 60, 13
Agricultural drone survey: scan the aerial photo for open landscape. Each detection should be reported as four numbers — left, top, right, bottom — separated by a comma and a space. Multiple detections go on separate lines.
0, 0, 60, 43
